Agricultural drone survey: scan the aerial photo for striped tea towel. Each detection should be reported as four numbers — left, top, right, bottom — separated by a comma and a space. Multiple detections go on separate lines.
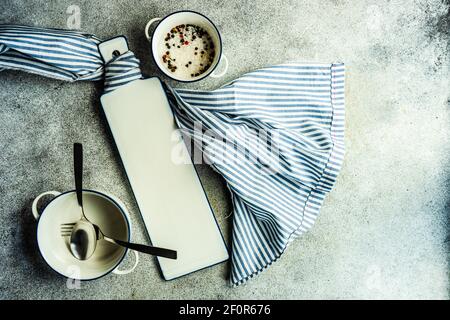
165, 63, 345, 285
0, 25, 345, 286
0, 25, 140, 90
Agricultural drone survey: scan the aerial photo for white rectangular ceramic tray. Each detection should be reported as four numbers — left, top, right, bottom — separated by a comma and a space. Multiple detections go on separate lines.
101, 77, 229, 280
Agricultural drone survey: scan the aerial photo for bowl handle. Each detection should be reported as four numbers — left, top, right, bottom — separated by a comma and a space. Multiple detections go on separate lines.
99, 191, 139, 275
31, 191, 61, 220
210, 54, 229, 78
112, 250, 139, 275
144, 18, 161, 41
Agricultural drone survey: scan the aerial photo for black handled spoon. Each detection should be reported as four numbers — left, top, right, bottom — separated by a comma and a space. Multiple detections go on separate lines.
68, 143, 177, 260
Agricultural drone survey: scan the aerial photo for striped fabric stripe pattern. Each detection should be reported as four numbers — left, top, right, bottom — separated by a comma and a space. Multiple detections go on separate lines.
0, 25, 140, 89
165, 62, 345, 285
0, 25, 104, 81
0, 25, 345, 286
103, 51, 142, 92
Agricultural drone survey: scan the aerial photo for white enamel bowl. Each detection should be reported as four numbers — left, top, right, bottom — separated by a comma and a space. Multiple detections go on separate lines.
32, 190, 138, 280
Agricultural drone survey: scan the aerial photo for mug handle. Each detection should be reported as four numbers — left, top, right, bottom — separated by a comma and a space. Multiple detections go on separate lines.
32, 191, 61, 220
210, 54, 229, 78
144, 18, 161, 41
112, 250, 139, 275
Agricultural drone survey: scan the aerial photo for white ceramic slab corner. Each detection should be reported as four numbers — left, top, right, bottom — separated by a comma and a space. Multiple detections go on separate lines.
100, 78, 229, 280
98, 36, 129, 63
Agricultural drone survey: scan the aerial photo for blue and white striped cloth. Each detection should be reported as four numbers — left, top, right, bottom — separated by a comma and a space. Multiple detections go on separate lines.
0, 25, 345, 286
0, 25, 141, 90
166, 63, 345, 285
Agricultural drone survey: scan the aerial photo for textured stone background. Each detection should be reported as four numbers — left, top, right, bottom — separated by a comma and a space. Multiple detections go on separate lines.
0, 0, 449, 299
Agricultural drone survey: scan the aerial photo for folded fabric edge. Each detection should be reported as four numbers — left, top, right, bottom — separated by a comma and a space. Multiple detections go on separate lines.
0, 24, 104, 81
230, 62, 346, 287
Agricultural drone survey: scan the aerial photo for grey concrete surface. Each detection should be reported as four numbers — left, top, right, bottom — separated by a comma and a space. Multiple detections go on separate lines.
0, 0, 449, 299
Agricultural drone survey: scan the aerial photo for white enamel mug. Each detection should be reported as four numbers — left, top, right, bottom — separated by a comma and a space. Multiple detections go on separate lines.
145, 10, 228, 82
32, 189, 139, 280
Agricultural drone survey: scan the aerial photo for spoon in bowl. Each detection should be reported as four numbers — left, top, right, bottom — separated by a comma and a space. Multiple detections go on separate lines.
62, 220, 177, 259
66, 143, 97, 260
65, 143, 177, 260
